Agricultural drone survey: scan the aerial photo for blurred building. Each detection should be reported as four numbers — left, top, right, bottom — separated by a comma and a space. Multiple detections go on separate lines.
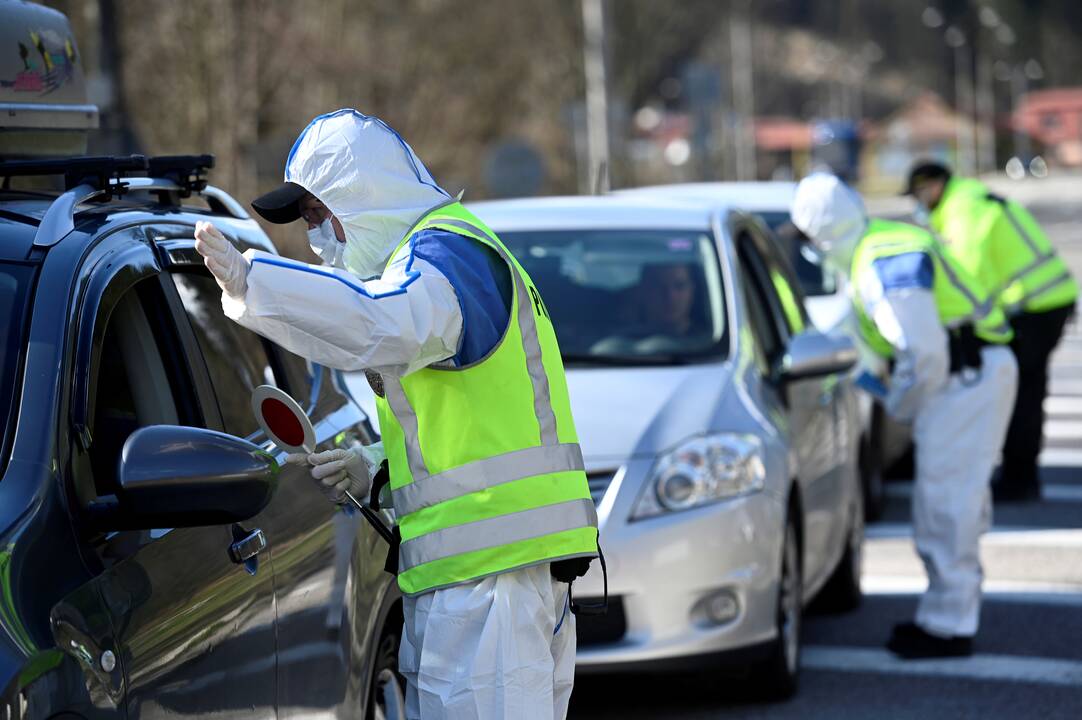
1013, 88, 1082, 168
754, 117, 812, 180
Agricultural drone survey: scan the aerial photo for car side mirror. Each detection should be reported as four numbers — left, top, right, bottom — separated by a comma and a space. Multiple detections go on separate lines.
779, 330, 858, 381
86, 425, 279, 531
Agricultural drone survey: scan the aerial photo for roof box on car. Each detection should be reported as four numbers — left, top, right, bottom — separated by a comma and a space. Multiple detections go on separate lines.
0, 1, 98, 158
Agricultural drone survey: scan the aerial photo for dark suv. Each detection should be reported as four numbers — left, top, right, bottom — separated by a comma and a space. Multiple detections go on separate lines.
0, 156, 402, 720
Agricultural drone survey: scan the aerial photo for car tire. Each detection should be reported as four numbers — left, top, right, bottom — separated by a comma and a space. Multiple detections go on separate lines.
860, 413, 886, 521
752, 511, 802, 700
815, 480, 865, 613
369, 611, 407, 720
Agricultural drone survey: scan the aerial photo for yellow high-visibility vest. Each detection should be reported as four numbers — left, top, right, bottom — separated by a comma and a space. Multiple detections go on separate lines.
372, 201, 598, 596
931, 178, 1077, 315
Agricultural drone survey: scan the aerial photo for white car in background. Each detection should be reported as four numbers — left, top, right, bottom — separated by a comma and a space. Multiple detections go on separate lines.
460, 194, 863, 698
618, 182, 913, 518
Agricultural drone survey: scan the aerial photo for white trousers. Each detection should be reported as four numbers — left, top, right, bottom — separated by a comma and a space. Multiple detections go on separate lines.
912, 346, 1018, 637
400, 565, 576, 720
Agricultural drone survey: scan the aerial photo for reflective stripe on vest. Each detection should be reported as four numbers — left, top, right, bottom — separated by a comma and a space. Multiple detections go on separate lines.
1005, 269, 1075, 314
393, 442, 585, 516
926, 236, 996, 322
996, 202, 1074, 308
400, 498, 597, 570
432, 217, 560, 445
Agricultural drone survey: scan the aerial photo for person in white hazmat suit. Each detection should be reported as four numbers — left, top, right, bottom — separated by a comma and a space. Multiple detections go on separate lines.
193, 110, 597, 719
790, 174, 1017, 659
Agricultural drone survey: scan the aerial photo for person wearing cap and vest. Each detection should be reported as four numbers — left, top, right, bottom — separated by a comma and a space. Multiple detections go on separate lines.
791, 173, 1018, 659
907, 161, 1078, 502
193, 109, 599, 720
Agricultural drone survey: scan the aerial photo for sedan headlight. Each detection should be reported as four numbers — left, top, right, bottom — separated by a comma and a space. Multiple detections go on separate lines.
632, 434, 765, 519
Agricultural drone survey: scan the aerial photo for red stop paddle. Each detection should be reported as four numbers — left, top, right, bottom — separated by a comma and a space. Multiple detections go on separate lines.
250, 385, 393, 543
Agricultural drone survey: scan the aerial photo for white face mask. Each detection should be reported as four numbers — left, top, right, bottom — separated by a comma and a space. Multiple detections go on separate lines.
306, 218, 345, 268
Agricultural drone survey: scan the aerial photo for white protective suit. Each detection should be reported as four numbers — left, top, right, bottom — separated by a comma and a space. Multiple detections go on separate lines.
792, 174, 1017, 637
221, 110, 577, 719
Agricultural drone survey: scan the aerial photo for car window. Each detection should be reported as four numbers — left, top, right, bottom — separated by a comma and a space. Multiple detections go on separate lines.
170, 272, 282, 438
500, 229, 728, 365
736, 232, 785, 369
88, 279, 184, 498
0, 263, 35, 476
754, 227, 808, 337
757, 211, 838, 298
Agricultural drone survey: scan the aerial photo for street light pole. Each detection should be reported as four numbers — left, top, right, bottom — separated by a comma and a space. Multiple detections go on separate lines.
581, 0, 611, 193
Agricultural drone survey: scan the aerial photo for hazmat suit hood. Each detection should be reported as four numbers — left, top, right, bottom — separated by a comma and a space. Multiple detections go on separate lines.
285, 109, 451, 278
790, 173, 867, 277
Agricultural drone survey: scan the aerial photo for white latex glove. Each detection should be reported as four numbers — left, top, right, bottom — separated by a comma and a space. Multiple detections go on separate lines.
194, 221, 250, 298
302, 447, 373, 504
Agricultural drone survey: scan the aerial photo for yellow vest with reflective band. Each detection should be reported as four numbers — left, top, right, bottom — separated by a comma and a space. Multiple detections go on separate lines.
769, 268, 805, 333
372, 201, 598, 596
930, 177, 1077, 315
851, 219, 1012, 358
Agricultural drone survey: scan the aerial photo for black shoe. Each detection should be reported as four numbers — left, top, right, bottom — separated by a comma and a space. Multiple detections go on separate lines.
992, 482, 1041, 503
886, 622, 973, 659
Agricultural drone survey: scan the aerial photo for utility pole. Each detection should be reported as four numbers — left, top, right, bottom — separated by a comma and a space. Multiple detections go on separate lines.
975, 49, 996, 174
581, 0, 610, 193
729, 0, 756, 181
945, 26, 976, 176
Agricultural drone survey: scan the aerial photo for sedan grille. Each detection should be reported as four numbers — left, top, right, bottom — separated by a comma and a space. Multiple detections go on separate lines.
586, 470, 617, 505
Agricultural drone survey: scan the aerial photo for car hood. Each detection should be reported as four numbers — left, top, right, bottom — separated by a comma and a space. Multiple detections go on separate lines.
566, 363, 734, 466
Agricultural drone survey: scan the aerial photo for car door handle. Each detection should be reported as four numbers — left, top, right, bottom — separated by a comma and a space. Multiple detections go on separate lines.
229, 527, 266, 564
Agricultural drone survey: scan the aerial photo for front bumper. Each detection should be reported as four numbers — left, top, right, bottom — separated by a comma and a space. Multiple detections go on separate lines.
572, 476, 787, 671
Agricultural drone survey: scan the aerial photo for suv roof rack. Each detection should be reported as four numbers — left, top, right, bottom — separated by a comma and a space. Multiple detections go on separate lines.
0, 154, 149, 195
146, 155, 215, 197
0, 153, 251, 247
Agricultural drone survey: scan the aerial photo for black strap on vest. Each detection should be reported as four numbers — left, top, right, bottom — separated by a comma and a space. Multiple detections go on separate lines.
368, 461, 391, 511
553, 532, 609, 616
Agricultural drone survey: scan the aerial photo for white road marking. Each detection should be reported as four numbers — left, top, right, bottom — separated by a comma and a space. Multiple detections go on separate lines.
1044, 419, 1082, 441
801, 645, 1082, 687
1039, 447, 1082, 466
862, 575, 1082, 603
865, 525, 1082, 546
884, 483, 1082, 503
1045, 395, 1082, 415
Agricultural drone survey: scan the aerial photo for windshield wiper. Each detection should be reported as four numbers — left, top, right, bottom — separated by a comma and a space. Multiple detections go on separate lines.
561, 353, 688, 367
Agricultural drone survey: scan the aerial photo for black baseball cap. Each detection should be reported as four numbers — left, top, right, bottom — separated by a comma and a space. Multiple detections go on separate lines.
903, 160, 952, 196
251, 182, 309, 224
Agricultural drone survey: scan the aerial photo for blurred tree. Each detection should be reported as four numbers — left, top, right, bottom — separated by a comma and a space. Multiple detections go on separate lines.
48, 0, 585, 257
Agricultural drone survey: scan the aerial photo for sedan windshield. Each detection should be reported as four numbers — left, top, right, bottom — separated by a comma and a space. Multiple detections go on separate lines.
757, 211, 838, 297
0, 263, 34, 473
500, 229, 727, 365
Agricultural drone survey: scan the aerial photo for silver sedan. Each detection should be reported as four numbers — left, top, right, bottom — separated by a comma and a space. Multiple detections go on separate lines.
469, 195, 865, 698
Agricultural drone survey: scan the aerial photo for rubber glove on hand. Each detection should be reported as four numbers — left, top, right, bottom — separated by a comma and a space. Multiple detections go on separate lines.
305, 447, 373, 504
194, 221, 249, 298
